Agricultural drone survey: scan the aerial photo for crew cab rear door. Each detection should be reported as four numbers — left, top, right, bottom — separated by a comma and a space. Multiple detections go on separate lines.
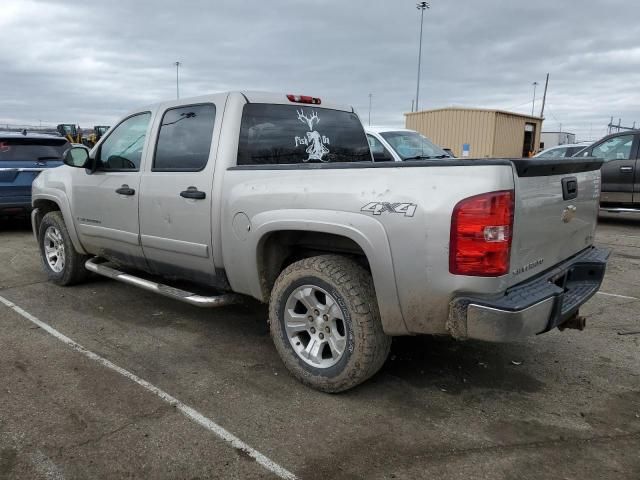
138, 101, 220, 286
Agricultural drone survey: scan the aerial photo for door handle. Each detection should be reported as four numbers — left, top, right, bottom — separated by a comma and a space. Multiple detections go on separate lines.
115, 184, 135, 196
180, 186, 206, 200
620, 166, 634, 173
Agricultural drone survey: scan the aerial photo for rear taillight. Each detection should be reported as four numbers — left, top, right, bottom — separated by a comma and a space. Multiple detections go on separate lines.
449, 190, 514, 277
286, 94, 321, 105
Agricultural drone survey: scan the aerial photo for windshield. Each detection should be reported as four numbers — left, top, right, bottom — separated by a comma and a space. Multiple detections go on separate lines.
379, 131, 449, 160
536, 147, 569, 158
0, 138, 69, 161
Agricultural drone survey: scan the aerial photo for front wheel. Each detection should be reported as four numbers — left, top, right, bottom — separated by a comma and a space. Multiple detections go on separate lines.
269, 255, 391, 392
38, 211, 89, 286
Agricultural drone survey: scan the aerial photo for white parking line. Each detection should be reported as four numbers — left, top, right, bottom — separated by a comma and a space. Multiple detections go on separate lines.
0, 295, 297, 480
596, 291, 639, 301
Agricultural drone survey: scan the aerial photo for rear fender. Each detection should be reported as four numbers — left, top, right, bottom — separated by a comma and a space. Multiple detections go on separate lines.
225, 209, 408, 335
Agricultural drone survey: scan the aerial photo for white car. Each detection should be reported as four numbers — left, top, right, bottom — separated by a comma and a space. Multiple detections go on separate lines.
365, 127, 452, 162
535, 142, 592, 159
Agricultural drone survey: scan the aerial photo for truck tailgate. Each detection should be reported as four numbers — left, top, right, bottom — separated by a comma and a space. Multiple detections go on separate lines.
508, 158, 603, 284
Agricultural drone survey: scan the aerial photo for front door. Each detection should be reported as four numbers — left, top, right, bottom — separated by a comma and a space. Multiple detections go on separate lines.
71, 112, 152, 269
588, 134, 638, 205
138, 103, 219, 286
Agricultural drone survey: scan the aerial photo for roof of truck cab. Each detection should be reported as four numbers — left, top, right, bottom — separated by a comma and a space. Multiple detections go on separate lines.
132, 92, 354, 115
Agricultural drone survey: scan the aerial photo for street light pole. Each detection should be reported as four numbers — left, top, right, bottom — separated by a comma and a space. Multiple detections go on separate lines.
415, 2, 429, 112
531, 81, 538, 116
368, 93, 373, 126
175, 61, 181, 99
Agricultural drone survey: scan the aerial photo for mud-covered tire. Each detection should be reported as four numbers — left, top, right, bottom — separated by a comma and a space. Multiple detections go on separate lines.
269, 255, 391, 393
38, 211, 90, 286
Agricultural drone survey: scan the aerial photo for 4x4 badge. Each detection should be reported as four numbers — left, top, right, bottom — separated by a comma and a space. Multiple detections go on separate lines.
361, 202, 417, 217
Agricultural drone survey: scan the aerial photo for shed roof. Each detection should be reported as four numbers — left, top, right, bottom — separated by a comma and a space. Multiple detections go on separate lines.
405, 106, 543, 121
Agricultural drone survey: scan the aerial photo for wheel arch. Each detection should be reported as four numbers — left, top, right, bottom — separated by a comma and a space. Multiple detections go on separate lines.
224, 210, 408, 335
32, 194, 87, 254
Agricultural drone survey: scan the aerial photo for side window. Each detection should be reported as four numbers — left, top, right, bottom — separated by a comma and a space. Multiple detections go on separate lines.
591, 135, 634, 161
536, 148, 560, 158
153, 104, 216, 171
566, 146, 585, 157
98, 113, 151, 171
367, 135, 394, 162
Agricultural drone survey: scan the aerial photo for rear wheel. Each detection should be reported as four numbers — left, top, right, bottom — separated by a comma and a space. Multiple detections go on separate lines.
38, 211, 90, 286
269, 255, 391, 392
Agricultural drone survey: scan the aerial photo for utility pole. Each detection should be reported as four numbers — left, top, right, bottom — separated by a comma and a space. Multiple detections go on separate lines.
175, 61, 181, 99
415, 2, 429, 112
368, 93, 373, 126
539, 73, 549, 118
531, 81, 538, 116
607, 117, 637, 133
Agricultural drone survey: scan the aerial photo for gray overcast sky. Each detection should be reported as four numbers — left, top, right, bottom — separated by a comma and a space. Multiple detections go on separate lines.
1, 0, 638, 140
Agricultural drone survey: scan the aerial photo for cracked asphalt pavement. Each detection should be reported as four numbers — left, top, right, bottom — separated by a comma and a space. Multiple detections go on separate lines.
0, 213, 639, 479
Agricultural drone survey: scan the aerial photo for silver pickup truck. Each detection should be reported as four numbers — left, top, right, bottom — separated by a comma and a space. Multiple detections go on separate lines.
31, 91, 609, 392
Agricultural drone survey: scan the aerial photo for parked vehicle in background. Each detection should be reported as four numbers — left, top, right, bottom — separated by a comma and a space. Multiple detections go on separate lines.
442, 147, 456, 158
0, 132, 68, 216
32, 91, 608, 392
365, 127, 452, 162
575, 130, 640, 211
535, 142, 592, 159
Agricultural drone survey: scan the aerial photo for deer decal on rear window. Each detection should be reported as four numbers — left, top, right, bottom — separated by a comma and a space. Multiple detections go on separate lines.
294, 110, 330, 162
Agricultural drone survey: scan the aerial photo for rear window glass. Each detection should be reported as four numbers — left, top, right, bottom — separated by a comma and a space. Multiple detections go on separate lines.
237, 104, 370, 165
0, 138, 69, 161
153, 103, 216, 171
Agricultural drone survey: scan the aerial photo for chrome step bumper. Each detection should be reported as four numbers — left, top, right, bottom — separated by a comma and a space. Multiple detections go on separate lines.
449, 246, 610, 342
85, 258, 242, 308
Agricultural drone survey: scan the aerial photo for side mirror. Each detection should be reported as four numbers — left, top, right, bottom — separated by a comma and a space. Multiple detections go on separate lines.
64, 146, 90, 168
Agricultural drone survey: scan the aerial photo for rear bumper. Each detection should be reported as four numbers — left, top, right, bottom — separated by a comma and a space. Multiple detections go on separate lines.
449, 246, 610, 342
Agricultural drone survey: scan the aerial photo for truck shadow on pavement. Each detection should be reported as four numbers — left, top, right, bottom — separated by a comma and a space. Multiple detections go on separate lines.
74, 277, 545, 398
375, 335, 545, 395
0, 216, 31, 232
598, 213, 640, 226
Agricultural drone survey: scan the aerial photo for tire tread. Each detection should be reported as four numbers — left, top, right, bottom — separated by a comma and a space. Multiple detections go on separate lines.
269, 254, 391, 392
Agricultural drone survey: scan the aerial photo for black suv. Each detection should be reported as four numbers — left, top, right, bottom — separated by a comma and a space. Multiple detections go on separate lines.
576, 130, 639, 211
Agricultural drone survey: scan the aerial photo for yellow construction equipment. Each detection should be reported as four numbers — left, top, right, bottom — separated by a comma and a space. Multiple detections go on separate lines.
56, 124, 83, 144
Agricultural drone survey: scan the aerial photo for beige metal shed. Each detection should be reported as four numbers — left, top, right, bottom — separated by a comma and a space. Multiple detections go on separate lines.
405, 107, 543, 158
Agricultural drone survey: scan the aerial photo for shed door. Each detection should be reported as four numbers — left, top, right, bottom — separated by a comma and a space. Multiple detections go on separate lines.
522, 123, 536, 158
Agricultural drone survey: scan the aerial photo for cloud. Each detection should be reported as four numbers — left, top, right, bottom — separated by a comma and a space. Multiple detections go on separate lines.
0, 0, 638, 140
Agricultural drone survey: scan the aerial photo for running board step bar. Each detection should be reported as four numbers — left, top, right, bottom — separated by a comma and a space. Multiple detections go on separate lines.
600, 207, 640, 213
85, 257, 242, 308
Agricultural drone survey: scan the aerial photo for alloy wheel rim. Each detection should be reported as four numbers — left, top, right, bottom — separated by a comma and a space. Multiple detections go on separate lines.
284, 285, 348, 369
43, 226, 65, 273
